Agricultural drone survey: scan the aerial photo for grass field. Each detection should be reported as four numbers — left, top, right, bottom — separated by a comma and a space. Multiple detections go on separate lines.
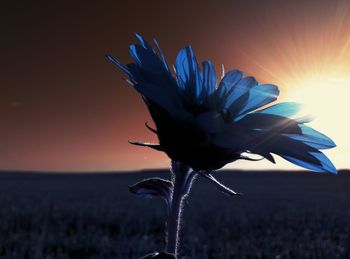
0, 170, 349, 259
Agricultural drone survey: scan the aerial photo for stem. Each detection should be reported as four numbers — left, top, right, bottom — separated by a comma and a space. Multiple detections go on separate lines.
166, 174, 183, 256
166, 162, 195, 257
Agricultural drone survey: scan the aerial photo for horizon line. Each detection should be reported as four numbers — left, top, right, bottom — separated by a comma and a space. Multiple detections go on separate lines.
0, 168, 348, 174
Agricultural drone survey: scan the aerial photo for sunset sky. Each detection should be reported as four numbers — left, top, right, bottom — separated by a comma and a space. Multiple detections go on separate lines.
1, 0, 350, 172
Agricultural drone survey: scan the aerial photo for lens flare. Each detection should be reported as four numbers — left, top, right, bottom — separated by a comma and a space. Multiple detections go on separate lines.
227, 1, 350, 170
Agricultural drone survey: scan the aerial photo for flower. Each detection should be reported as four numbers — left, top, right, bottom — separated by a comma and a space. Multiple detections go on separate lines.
107, 34, 336, 173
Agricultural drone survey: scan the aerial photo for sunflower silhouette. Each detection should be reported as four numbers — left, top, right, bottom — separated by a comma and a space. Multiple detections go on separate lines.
107, 34, 336, 258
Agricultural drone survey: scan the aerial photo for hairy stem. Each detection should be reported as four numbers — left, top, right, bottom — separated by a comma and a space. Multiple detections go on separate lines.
166, 176, 182, 256
166, 162, 195, 257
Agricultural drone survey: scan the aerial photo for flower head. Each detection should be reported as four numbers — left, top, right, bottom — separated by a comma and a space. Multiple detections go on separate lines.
107, 34, 336, 173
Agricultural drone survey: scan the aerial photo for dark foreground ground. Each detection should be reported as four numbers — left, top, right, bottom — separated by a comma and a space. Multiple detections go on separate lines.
0, 170, 349, 259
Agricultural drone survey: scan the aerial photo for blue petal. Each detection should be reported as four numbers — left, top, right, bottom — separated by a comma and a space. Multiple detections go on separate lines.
256, 102, 302, 118
106, 55, 131, 76
202, 61, 217, 97
125, 63, 143, 82
175, 46, 203, 101
296, 115, 314, 124
129, 44, 167, 74
282, 152, 337, 173
236, 84, 279, 116
252, 134, 336, 173
216, 70, 243, 99
224, 76, 258, 110
153, 38, 170, 72
116, 35, 179, 97
284, 125, 336, 149
134, 83, 180, 112
128, 34, 171, 79
237, 113, 302, 134
135, 33, 151, 49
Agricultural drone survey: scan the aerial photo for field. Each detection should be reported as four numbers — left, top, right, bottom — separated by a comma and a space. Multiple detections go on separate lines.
0, 170, 349, 259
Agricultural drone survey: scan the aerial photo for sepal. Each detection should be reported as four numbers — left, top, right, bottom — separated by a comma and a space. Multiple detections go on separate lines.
129, 141, 164, 151
199, 172, 242, 196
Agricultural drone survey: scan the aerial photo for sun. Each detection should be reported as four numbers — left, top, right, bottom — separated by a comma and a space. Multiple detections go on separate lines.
286, 76, 350, 169
289, 77, 343, 122
288, 76, 348, 126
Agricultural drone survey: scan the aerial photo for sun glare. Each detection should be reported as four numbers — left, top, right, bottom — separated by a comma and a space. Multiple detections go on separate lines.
228, 0, 350, 171
289, 77, 344, 122
286, 76, 350, 169
231, 75, 349, 171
